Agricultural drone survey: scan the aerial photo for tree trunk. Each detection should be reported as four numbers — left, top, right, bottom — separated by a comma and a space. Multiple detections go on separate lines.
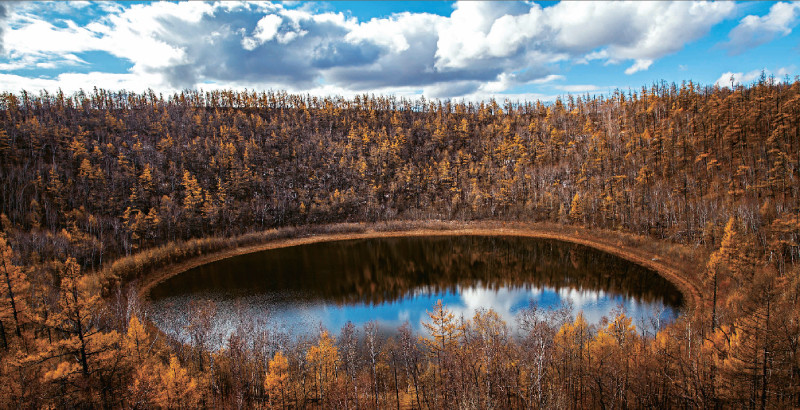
761, 298, 770, 410
1, 258, 23, 338
392, 353, 400, 410
0, 319, 7, 350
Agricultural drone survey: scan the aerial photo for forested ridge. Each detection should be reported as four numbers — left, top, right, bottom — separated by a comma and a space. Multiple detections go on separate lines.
0, 77, 799, 408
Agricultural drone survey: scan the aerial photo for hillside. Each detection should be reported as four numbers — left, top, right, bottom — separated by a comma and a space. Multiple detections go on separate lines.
0, 79, 799, 407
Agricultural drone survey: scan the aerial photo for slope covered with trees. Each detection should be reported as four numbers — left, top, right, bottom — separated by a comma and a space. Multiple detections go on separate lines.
0, 77, 798, 407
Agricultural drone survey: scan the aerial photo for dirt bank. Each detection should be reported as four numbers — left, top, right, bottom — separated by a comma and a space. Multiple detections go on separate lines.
136, 222, 703, 310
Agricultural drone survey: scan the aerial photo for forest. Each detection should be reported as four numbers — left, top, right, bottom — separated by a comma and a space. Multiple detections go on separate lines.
0, 77, 799, 408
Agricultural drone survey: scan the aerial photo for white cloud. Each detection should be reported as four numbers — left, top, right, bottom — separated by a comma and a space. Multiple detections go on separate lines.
532, 74, 565, 84
242, 14, 282, 50
0, 1, 740, 98
579, 50, 608, 64
97, 2, 124, 14
4, 15, 102, 56
625, 59, 653, 75
435, 2, 543, 69
555, 84, 602, 93
90, 2, 215, 70
253, 14, 283, 44
452, 90, 560, 105
347, 12, 439, 54
0, 71, 168, 94
776, 66, 796, 79
715, 66, 797, 88
725, 2, 800, 54
715, 69, 767, 88
435, 1, 734, 74
551, 2, 734, 64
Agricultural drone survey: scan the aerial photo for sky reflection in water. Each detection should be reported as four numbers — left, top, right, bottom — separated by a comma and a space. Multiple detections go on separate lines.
147, 236, 682, 344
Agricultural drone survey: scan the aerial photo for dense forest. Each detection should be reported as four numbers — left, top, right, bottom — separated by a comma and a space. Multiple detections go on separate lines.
0, 77, 799, 408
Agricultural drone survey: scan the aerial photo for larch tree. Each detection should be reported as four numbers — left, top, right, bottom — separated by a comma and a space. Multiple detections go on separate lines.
123, 315, 161, 408
553, 312, 592, 407
156, 355, 200, 409
306, 330, 338, 403
0, 237, 28, 349
181, 170, 204, 234
421, 300, 464, 406
706, 217, 739, 331
26, 257, 121, 406
264, 351, 290, 409
469, 308, 511, 408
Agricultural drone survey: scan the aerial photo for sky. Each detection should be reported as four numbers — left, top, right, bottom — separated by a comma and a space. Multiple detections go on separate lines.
0, 1, 798, 101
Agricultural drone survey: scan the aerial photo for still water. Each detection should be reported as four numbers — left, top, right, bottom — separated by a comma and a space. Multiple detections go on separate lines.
148, 236, 683, 343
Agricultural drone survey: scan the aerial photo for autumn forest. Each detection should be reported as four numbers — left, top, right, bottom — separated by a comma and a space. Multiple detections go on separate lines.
1, 77, 799, 408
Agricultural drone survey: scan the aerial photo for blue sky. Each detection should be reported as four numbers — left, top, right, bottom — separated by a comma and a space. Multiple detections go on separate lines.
0, 1, 798, 101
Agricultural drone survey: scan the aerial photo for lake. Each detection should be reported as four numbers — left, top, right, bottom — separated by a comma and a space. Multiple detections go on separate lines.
147, 235, 683, 344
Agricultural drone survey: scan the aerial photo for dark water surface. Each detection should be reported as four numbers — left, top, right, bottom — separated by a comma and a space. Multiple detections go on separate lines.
148, 236, 683, 343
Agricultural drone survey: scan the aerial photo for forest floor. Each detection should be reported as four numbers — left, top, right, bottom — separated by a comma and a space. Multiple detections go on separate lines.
134, 221, 705, 310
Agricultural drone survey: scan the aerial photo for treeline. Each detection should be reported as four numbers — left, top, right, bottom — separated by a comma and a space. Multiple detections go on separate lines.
0, 78, 798, 407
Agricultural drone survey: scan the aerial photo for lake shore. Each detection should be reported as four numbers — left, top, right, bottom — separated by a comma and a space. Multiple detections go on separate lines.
125, 221, 704, 310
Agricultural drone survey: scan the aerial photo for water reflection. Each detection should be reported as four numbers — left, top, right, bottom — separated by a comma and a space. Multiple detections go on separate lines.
147, 236, 682, 343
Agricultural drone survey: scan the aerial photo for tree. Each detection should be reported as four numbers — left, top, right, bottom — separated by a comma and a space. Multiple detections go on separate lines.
553, 312, 591, 407
364, 321, 381, 409
264, 351, 290, 409
306, 330, 338, 403
182, 299, 217, 372
517, 302, 557, 407
706, 216, 758, 330
181, 170, 204, 234
0, 237, 28, 348
26, 257, 121, 406
337, 321, 360, 407
705, 218, 736, 331
469, 308, 511, 408
398, 322, 425, 409
588, 313, 637, 408
124, 315, 161, 408
570, 193, 586, 224
123, 315, 150, 362
421, 300, 464, 406
422, 300, 464, 359
155, 355, 200, 408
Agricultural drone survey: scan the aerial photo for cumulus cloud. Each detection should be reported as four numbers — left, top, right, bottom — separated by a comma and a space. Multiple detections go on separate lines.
2, 9, 103, 69
562, 2, 734, 69
715, 66, 796, 88
725, 2, 800, 55
330, 11, 511, 96
0, 3, 7, 54
715, 70, 763, 88
0, 71, 166, 94
625, 59, 654, 75
436, 1, 735, 75
0, 1, 740, 97
242, 14, 282, 50
435, 2, 542, 70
